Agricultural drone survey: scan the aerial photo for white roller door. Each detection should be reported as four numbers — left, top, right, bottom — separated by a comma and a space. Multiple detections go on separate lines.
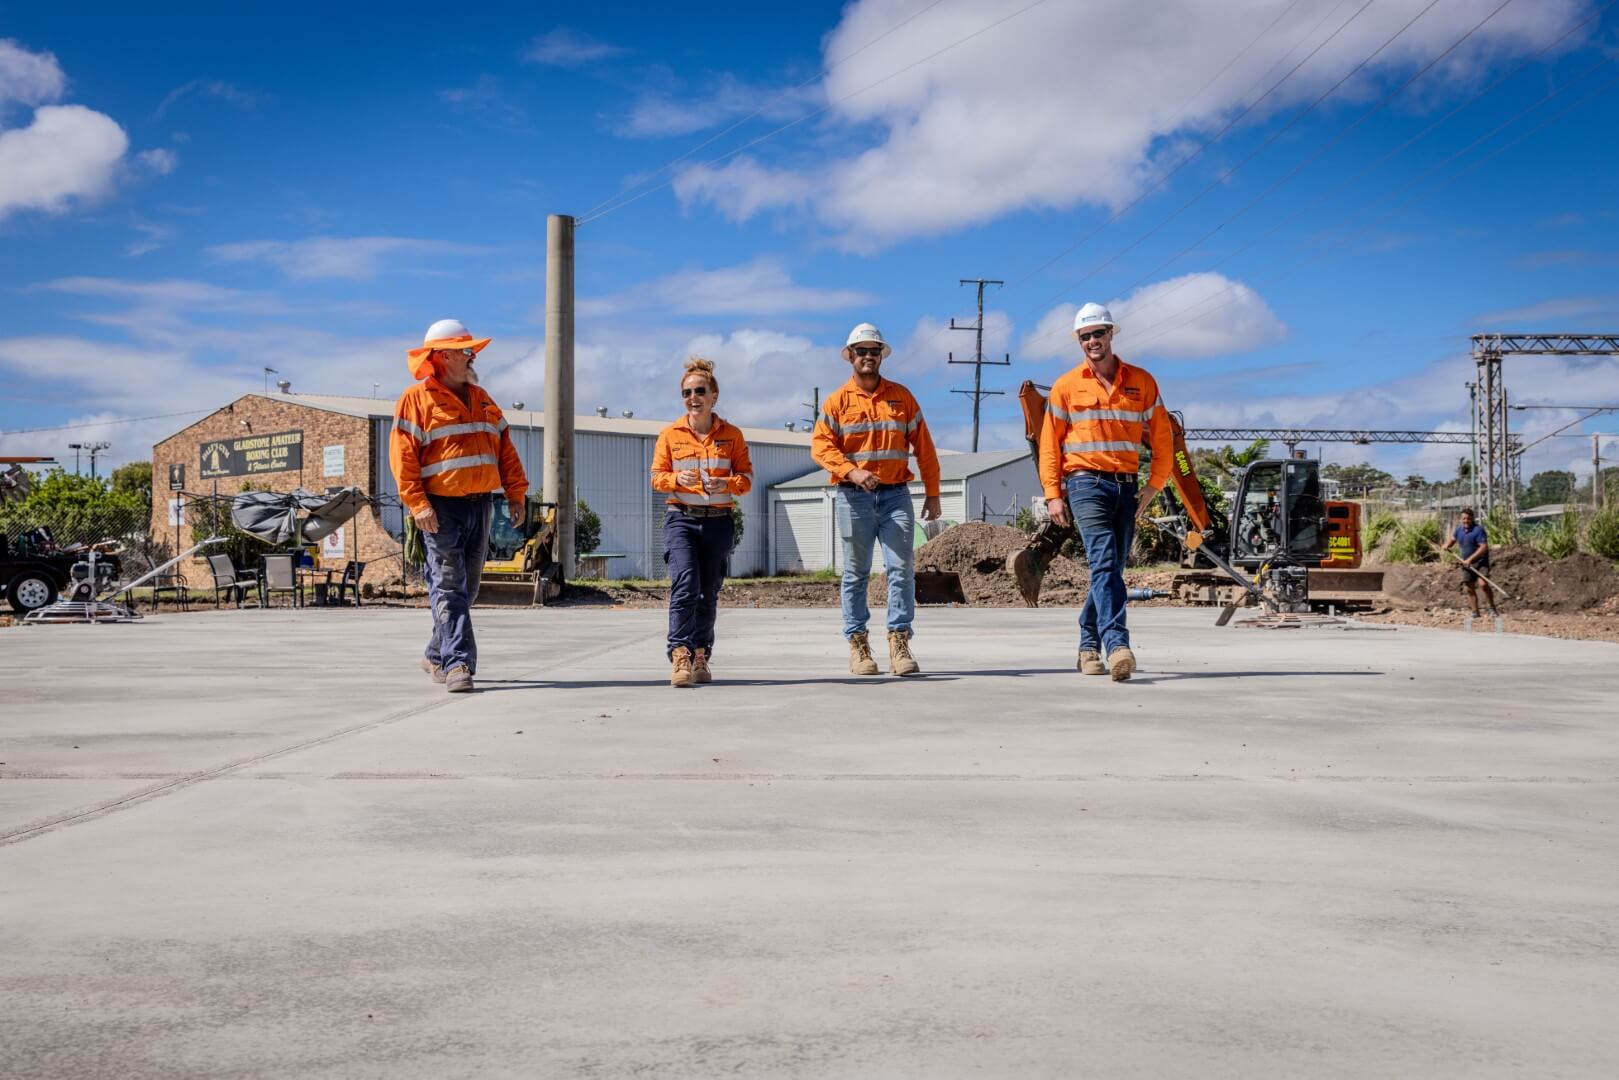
774, 496, 830, 572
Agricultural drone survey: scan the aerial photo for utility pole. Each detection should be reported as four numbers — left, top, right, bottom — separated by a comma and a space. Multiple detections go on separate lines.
948, 278, 1009, 452
69, 442, 83, 475
801, 387, 820, 431
1596, 434, 1604, 511
544, 214, 576, 579
85, 441, 110, 480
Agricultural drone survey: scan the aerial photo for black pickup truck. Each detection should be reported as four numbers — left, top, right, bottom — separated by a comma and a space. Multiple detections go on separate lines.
1, 527, 122, 613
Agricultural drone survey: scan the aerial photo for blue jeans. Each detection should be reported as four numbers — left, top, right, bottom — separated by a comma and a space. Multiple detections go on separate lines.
1067, 473, 1136, 655
422, 493, 493, 674
836, 485, 915, 638
663, 509, 734, 657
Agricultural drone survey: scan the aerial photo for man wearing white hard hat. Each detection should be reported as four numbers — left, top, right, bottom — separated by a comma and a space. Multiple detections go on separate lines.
811, 323, 941, 676
390, 319, 528, 693
1037, 303, 1174, 681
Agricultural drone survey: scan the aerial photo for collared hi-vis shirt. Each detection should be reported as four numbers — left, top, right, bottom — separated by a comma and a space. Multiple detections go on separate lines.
1038, 358, 1175, 500
651, 415, 754, 509
389, 377, 527, 516
811, 377, 941, 495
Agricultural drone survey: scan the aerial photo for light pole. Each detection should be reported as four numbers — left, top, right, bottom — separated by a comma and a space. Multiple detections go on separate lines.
68, 442, 83, 475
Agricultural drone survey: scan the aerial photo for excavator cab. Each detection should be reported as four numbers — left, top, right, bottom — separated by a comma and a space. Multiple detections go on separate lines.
1228, 458, 1329, 568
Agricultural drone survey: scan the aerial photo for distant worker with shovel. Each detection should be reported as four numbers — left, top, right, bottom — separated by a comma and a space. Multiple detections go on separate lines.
391, 319, 528, 694
1037, 304, 1175, 682
812, 323, 941, 677
1440, 507, 1499, 618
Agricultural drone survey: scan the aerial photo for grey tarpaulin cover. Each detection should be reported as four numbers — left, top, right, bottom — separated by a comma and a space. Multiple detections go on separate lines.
231, 488, 365, 545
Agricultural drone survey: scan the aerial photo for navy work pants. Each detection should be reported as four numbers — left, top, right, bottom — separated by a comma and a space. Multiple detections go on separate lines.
422, 493, 493, 674
663, 508, 734, 658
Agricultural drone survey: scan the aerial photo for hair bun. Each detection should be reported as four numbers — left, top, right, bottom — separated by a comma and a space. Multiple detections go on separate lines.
684, 357, 715, 376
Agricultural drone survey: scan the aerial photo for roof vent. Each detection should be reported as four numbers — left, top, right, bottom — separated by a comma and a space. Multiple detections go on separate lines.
276, 380, 291, 394
596, 406, 609, 417
784, 422, 796, 431
620, 410, 634, 419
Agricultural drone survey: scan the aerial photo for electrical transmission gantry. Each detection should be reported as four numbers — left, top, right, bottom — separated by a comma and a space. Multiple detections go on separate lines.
1180, 428, 1504, 454
1472, 333, 1619, 516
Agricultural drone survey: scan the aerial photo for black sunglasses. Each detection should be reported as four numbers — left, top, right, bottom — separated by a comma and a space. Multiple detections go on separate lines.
681, 386, 710, 398
851, 346, 884, 357
1078, 328, 1110, 342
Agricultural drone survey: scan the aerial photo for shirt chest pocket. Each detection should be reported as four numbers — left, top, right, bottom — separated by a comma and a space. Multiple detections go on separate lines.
876, 402, 909, 429
1071, 391, 1100, 415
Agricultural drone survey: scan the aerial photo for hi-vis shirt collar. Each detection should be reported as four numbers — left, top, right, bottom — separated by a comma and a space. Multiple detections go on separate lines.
1078, 357, 1133, 384
674, 413, 730, 438
842, 375, 896, 400
422, 375, 488, 416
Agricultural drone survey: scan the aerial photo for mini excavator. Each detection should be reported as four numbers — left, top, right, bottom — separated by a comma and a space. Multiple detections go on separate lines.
1008, 381, 1372, 624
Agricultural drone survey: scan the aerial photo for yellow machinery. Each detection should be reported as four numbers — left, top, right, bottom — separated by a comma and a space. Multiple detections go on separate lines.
481, 497, 563, 605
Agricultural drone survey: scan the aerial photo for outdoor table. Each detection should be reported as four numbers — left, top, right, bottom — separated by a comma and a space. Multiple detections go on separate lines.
296, 566, 335, 606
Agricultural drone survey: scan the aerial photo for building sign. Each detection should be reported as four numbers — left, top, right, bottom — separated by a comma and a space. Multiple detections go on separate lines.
323, 444, 345, 477
168, 463, 185, 491
199, 429, 304, 479
168, 497, 185, 526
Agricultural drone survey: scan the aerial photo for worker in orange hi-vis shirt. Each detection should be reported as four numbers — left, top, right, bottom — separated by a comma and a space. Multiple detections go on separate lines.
390, 319, 528, 695
649, 357, 753, 688
1038, 303, 1175, 683
811, 322, 940, 678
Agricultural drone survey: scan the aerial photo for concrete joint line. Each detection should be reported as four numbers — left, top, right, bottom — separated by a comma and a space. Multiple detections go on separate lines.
0, 632, 659, 849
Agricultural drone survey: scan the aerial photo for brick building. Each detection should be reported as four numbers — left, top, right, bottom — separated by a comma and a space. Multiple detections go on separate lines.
151, 391, 817, 587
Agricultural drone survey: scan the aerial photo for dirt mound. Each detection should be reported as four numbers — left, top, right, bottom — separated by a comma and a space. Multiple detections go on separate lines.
1382, 545, 1619, 613
868, 521, 1090, 607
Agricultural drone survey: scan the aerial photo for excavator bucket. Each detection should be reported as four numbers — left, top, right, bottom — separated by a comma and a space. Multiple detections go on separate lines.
914, 564, 967, 605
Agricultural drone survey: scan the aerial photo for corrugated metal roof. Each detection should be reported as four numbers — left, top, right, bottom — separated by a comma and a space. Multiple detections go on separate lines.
772, 449, 1029, 490
233, 392, 814, 447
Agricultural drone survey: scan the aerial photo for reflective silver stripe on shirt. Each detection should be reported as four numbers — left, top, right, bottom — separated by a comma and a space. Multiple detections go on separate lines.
1062, 440, 1140, 454
421, 422, 503, 443
819, 413, 844, 436
851, 449, 910, 463
906, 415, 923, 432
495, 417, 509, 434
394, 417, 426, 441
418, 453, 499, 478
673, 491, 733, 505
1050, 404, 1148, 423
839, 420, 906, 435
672, 458, 733, 470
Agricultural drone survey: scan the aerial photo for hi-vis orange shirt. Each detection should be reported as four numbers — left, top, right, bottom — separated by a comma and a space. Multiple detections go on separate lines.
811, 377, 941, 495
1038, 358, 1175, 500
651, 416, 754, 509
390, 377, 527, 516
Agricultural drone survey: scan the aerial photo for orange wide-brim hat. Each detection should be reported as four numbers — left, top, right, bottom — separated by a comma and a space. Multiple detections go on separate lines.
407, 323, 491, 380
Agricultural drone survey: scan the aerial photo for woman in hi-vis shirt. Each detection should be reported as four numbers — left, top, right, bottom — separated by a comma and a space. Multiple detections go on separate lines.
649, 358, 753, 687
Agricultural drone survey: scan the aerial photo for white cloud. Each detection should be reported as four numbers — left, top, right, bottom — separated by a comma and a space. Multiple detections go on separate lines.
0, 104, 128, 220
42, 276, 286, 313
675, 0, 1592, 245
521, 29, 628, 68
1476, 295, 1616, 325
206, 236, 491, 280
1020, 272, 1284, 362
671, 156, 814, 223
152, 79, 268, 119
579, 257, 874, 318
135, 147, 178, 175
621, 75, 819, 137
0, 38, 66, 107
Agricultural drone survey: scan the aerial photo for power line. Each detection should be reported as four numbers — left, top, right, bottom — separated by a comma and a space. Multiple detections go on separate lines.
0, 409, 211, 437
578, 0, 1054, 226
947, 278, 1010, 452
578, 0, 955, 222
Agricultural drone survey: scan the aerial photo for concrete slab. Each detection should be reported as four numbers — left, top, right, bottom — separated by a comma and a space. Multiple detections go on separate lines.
2, 608, 1616, 1078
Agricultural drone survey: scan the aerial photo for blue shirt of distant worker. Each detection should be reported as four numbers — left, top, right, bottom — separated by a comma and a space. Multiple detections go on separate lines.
1441, 508, 1497, 617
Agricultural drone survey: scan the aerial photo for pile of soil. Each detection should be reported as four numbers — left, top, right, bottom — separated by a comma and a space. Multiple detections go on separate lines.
868, 521, 1091, 607
1382, 545, 1619, 614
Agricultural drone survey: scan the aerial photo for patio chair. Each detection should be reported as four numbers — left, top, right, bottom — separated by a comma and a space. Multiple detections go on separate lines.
334, 560, 367, 607
152, 572, 190, 612
260, 553, 301, 608
207, 554, 260, 608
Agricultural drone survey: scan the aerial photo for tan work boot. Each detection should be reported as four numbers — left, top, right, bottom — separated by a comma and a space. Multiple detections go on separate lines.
887, 630, 920, 676
848, 632, 879, 676
670, 646, 696, 688
1107, 647, 1136, 682
421, 656, 446, 684
1078, 650, 1106, 675
444, 665, 474, 693
693, 648, 713, 684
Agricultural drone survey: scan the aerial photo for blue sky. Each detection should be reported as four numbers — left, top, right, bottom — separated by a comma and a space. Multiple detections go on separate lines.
2, 0, 1617, 486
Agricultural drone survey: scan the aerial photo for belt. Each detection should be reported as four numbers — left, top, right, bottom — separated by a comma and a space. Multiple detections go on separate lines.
1068, 469, 1138, 483
670, 504, 733, 517
839, 481, 909, 491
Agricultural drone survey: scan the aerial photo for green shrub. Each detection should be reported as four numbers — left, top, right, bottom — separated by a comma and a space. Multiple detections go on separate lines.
575, 499, 602, 555
1483, 504, 1519, 546
1586, 502, 1619, 560
1387, 517, 1442, 564
1014, 507, 1037, 534
1363, 509, 1400, 550
1531, 506, 1580, 560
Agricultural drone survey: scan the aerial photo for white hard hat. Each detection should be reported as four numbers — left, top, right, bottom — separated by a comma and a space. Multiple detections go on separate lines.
845, 322, 891, 359
407, 318, 491, 379
1073, 302, 1116, 333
